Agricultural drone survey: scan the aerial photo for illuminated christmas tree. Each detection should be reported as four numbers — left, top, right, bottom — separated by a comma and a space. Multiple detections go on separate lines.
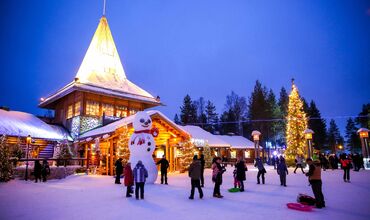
202, 146, 213, 168
116, 125, 130, 164
285, 80, 308, 162
180, 140, 195, 172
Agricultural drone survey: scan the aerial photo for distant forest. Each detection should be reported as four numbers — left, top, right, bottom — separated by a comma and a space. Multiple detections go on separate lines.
174, 80, 369, 152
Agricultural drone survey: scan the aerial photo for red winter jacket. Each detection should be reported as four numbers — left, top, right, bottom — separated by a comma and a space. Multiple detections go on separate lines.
340, 159, 351, 169
124, 165, 134, 186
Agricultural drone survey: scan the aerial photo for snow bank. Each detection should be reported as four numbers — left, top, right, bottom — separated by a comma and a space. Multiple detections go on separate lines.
1, 166, 370, 220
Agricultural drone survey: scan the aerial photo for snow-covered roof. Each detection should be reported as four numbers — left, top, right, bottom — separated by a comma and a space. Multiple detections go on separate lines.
0, 109, 72, 141
180, 125, 231, 148
217, 135, 260, 149
39, 16, 161, 109
78, 110, 188, 139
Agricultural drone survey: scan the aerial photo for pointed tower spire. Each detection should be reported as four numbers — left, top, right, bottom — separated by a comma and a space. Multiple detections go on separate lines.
103, 0, 106, 16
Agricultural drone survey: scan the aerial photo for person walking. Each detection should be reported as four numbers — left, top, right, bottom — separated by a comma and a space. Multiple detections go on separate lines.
235, 157, 247, 191
133, 160, 148, 200
294, 154, 305, 174
340, 154, 351, 183
254, 158, 266, 184
41, 160, 50, 182
115, 158, 123, 184
156, 155, 169, 184
33, 160, 42, 183
188, 155, 204, 199
124, 162, 134, 197
199, 154, 205, 187
277, 156, 288, 187
305, 158, 326, 208
212, 157, 226, 198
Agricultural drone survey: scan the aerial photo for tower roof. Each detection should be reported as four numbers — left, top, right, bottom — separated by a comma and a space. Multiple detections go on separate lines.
40, 16, 161, 109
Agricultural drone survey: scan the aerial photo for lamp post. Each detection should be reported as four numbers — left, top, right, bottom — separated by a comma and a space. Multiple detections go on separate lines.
25, 135, 31, 181
252, 130, 261, 160
357, 128, 369, 169
304, 129, 314, 159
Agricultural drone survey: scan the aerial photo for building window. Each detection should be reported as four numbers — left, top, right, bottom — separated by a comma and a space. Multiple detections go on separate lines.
74, 101, 81, 116
86, 100, 100, 116
129, 109, 138, 116
102, 103, 114, 117
67, 105, 73, 119
115, 106, 127, 118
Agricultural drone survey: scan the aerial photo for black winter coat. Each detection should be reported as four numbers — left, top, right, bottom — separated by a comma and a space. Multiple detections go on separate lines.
235, 160, 246, 181
115, 160, 123, 174
156, 158, 169, 172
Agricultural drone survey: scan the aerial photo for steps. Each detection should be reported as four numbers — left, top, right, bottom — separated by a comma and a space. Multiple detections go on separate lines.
38, 144, 54, 159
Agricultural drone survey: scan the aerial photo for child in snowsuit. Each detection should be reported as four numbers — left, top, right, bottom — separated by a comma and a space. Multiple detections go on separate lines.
133, 160, 148, 200
277, 156, 288, 187
233, 169, 241, 189
124, 162, 134, 197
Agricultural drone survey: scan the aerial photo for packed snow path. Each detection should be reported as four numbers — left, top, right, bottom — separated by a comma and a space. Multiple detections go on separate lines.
1, 166, 370, 220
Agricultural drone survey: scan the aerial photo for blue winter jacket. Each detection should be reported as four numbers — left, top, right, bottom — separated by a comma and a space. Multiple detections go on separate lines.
133, 163, 148, 183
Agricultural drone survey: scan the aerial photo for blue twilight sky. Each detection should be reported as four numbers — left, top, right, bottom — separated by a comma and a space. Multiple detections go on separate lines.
0, 0, 369, 133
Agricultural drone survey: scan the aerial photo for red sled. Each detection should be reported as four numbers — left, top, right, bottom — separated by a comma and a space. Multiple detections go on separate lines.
287, 203, 313, 212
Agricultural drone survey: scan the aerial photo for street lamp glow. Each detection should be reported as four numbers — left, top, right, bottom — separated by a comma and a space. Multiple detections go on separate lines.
252, 130, 261, 141
304, 129, 314, 140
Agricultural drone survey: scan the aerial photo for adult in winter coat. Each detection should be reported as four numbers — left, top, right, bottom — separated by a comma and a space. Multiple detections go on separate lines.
188, 155, 204, 199
254, 158, 266, 184
199, 154, 205, 187
33, 160, 42, 183
294, 154, 305, 174
133, 160, 148, 199
277, 156, 288, 187
340, 154, 352, 183
305, 158, 326, 208
235, 157, 247, 191
115, 158, 123, 184
124, 162, 134, 197
156, 155, 169, 184
41, 160, 50, 182
212, 157, 226, 198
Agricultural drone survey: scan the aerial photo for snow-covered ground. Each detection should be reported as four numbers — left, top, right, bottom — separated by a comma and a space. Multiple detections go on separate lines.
1, 166, 370, 220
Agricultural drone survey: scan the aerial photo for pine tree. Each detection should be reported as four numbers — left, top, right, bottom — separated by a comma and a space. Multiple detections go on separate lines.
356, 104, 370, 129
220, 110, 237, 135
0, 135, 12, 182
180, 141, 195, 173
117, 125, 130, 164
327, 119, 344, 153
204, 100, 218, 133
248, 81, 270, 144
285, 81, 308, 161
57, 139, 73, 166
345, 118, 361, 152
225, 91, 247, 135
180, 95, 198, 125
307, 100, 327, 150
174, 114, 181, 125
278, 87, 289, 117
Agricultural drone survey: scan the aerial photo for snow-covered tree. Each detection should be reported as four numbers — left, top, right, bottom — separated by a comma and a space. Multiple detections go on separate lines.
180, 141, 195, 172
202, 146, 212, 168
116, 125, 130, 164
0, 135, 12, 182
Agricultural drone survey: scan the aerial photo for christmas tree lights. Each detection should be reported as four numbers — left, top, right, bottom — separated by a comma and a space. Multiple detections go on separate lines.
285, 80, 308, 161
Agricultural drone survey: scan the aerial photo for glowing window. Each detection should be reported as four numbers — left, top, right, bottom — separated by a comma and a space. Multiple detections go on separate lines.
129, 109, 138, 116
74, 101, 81, 116
115, 106, 127, 118
102, 103, 114, 116
244, 150, 251, 158
86, 100, 100, 116
67, 105, 73, 119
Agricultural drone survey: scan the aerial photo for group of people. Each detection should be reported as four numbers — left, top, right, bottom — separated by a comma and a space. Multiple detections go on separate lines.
114, 151, 369, 209
33, 160, 50, 183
